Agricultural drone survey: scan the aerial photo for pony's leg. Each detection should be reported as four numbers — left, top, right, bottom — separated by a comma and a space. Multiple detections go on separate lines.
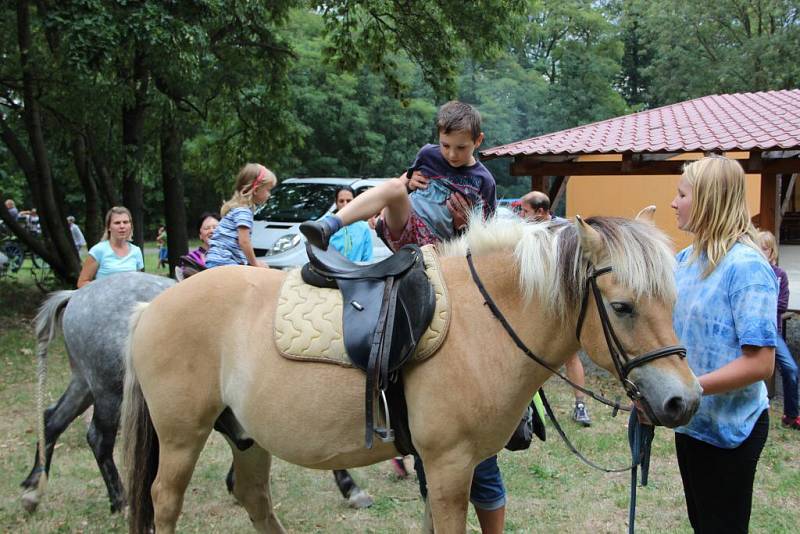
229, 443, 286, 533
332, 470, 374, 509
152, 431, 211, 534
21, 375, 92, 512
422, 455, 473, 533
85, 399, 125, 512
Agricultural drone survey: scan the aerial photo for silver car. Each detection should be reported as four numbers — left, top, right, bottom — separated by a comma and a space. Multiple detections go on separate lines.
252, 177, 392, 269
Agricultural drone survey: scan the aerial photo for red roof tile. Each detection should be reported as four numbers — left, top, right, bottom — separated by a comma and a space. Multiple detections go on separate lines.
480, 90, 800, 159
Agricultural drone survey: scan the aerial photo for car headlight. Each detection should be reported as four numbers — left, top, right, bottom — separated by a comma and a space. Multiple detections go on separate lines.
269, 234, 302, 255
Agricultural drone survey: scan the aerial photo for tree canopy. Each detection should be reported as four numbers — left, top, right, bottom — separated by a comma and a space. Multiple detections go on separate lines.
1, 0, 798, 285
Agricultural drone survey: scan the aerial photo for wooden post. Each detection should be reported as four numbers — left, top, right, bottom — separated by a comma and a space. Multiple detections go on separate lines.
759, 173, 779, 235
530, 176, 546, 192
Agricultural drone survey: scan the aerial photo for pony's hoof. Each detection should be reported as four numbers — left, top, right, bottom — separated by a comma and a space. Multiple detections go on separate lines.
21, 489, 39, 514
347, 489, 373, 509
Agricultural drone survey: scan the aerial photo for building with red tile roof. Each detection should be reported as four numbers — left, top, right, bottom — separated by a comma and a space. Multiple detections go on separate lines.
480, 89, 800, 245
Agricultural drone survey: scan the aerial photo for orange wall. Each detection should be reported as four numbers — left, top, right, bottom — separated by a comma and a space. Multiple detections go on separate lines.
565, 167, 762, 252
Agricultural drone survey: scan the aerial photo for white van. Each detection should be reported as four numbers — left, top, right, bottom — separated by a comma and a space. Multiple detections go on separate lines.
251, 177, 391, 269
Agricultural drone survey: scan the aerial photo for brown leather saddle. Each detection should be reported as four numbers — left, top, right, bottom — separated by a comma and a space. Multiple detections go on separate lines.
301, 243, 435, 450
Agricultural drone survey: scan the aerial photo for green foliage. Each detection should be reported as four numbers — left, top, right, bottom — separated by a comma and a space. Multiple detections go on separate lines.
634, 0, 800, 105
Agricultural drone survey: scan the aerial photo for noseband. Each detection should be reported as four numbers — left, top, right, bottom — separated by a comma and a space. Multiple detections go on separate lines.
466, 252, 686, 426
575, 266, 686, 423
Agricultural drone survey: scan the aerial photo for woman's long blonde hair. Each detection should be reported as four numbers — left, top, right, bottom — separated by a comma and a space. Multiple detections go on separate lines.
220, 163, 277, 216
683, 156, 760, 277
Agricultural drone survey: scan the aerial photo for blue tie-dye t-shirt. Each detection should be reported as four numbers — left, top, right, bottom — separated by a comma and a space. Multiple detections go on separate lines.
409, 144, 496, 241
673, 242, 777, 448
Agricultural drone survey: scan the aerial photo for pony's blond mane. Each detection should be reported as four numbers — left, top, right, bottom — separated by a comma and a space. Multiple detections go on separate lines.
440, 216, 677, 321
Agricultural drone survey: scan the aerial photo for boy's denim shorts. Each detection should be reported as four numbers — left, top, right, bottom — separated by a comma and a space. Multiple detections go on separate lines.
414, 454, 506, 511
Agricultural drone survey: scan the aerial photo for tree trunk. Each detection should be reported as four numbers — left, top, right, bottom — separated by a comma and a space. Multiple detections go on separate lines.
160, 110, 189, 277
15, 0, 80, 283
121, 46, 149, 249
72, 134, 103, 246
86, 131, 119, 210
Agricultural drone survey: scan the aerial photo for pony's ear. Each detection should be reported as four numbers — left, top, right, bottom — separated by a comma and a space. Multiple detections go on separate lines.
575, 215, 604, 263
635, 205, 657, 224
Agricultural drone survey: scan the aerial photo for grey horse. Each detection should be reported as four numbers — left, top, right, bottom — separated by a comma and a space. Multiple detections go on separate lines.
21, 271, 372, 513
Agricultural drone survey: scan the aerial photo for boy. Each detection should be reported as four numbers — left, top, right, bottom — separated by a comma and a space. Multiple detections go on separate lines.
301, 101, 506, 533
301, 100, 496, 251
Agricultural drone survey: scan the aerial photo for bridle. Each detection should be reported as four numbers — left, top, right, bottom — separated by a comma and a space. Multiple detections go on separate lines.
575, 265, 687, 426
465, 252, 686, 426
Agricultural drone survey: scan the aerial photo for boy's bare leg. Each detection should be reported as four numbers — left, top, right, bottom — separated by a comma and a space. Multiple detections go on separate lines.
300, 174, 414, 249
337, 177, 411, 236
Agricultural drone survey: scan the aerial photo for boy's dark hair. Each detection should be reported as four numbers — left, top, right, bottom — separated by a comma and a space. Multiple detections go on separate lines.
334, 186, 356, 202
436, 101, 482, 141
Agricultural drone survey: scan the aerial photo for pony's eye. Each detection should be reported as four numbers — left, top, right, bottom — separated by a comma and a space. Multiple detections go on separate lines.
610, 302, 634, 315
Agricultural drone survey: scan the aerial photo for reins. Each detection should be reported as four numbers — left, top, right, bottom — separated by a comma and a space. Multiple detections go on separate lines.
466, 249, 683, 534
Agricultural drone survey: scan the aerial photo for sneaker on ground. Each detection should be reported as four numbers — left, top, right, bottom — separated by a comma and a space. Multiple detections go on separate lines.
573, 401, 592, 427
782, 415, 800, 430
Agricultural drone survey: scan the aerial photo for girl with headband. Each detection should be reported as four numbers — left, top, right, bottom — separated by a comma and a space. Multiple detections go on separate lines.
206, 163, 277, 269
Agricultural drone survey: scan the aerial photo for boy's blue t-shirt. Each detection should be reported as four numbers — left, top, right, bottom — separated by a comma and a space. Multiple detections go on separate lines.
206, 207, 253, 267
673, 242, 777, 448
330, 221, 373, 262
88, 240, 144, 277
409, 144, 496, 242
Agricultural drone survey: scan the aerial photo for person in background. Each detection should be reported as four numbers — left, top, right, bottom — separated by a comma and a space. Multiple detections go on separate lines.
329, 186, 373, 262
4, 199, 19, 220
671, 156, 776, 533
520, 190, 591, 426
156, 225, 168, 269
206, 163, 276, 269
178, 212, 220, 279
757, 230, 800, 430
77, 206, 143, 288
67, 216, 87, 255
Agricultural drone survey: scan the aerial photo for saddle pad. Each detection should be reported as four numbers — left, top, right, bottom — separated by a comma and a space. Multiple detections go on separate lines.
274, 245, 450, 366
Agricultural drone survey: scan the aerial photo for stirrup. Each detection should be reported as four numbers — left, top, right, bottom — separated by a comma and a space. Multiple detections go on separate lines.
374, 389, 395, 443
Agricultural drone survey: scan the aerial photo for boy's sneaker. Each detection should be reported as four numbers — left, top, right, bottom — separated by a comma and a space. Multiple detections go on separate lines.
300, 218, 338, 250
782, 415, 800, 430
573, 401, 592, 427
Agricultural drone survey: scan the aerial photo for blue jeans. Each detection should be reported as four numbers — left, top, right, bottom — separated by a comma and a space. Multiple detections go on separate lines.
414, 455, 506, 511
776, 337, 799, 418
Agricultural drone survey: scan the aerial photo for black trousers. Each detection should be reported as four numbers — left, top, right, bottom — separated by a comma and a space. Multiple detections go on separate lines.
675, 410, 769, 534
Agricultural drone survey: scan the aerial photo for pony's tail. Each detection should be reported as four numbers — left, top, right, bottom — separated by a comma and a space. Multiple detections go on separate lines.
121, 302, 158, 534
28, 290, 74, 506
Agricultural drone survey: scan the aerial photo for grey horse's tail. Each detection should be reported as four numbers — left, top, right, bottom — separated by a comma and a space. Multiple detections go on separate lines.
121, 302, 158, 534
31, 290, 75, 502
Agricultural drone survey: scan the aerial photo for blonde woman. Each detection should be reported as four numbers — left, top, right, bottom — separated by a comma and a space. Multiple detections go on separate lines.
757, 230, 800, 430
205, 163, 276, 269
77, 206, 143, 288
670, 156, 776, 533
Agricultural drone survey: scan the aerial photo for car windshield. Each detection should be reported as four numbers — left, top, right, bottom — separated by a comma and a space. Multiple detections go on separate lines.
254, 183, 339, 223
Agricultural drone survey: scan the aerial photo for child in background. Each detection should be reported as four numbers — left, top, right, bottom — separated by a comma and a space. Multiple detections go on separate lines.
156, 225, 168, 268
206, 163, 276, 269
757, 230, 800, 430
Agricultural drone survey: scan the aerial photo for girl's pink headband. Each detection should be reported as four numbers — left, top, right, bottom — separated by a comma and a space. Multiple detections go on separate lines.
245, 165, 268, 193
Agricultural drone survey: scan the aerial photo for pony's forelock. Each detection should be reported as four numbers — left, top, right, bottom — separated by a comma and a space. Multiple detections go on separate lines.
440, 215, 676, 320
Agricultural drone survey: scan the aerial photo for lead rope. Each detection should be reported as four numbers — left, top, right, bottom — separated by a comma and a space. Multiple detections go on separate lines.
628, 407, 654, 534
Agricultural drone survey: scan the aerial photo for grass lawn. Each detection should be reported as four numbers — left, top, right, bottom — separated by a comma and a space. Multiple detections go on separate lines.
0, 254, 798, 533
